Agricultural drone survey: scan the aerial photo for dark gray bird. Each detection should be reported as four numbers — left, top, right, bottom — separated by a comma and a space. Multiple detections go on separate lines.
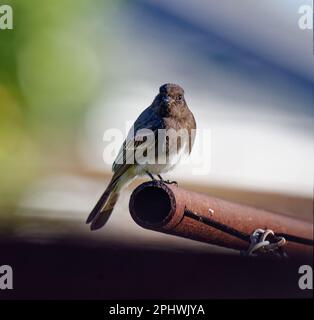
86, 83, 196, 230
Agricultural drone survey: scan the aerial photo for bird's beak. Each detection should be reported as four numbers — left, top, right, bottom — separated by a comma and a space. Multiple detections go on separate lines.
161, 95, 170, 107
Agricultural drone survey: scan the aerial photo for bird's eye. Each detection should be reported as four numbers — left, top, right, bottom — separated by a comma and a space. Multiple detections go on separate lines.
176, 95, 183, 101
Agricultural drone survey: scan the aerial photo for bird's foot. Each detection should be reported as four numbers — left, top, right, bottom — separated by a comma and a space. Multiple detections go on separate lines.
157, 175, 178, 186
164, 180, 178, 186
146, 171, 157, 181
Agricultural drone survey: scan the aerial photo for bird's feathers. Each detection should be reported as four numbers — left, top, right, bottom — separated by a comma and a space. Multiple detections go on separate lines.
86, 165, 135, 229
113, 106, 164, 172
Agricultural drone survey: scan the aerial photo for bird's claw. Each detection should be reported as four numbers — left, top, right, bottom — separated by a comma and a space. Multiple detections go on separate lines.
163, 180, 178, 186
157, 174, 178, 186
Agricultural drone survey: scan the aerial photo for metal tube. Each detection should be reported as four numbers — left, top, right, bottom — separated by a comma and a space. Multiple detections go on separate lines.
129, 181, 313, 260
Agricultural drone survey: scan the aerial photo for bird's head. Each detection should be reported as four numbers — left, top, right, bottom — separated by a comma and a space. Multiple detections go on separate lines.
154, 83, 186, 117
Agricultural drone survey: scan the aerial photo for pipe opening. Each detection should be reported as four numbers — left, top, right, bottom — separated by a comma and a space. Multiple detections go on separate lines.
132, 186, 172, 226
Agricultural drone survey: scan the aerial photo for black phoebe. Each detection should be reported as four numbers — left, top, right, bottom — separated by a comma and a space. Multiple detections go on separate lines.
86, 83, 196, 230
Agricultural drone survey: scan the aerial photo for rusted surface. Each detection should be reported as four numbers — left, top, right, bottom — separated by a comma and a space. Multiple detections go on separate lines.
129, 181, 313, 260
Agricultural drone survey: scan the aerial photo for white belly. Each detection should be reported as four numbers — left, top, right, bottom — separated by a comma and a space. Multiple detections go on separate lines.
136, 140, 188, 176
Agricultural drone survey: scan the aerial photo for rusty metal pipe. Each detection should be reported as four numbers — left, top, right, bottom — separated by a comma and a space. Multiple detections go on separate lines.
129, 181, 313, 260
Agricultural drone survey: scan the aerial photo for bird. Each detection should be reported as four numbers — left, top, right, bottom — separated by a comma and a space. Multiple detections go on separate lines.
86, 83, 196, 230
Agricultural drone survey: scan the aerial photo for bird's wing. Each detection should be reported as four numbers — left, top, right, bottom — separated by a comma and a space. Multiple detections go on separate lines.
112, 107, 164, 173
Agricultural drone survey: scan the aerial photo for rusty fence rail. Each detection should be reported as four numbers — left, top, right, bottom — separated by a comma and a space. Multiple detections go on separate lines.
129, 181, 313, 261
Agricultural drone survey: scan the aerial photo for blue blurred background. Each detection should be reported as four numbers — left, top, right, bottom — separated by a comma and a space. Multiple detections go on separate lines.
0, 0, 313, 250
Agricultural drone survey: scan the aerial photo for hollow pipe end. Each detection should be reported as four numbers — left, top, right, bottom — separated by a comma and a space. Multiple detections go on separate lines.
129, 181, 176, 229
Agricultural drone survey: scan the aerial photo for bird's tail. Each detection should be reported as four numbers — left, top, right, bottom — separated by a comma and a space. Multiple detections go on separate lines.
86, 167, 133, 230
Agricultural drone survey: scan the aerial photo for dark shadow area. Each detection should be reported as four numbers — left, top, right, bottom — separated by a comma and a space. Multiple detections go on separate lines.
0, 235, 312, 300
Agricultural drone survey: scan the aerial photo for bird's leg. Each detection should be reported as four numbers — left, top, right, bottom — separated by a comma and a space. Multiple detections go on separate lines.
146, 171, 157, 181
157, 174, 178, 186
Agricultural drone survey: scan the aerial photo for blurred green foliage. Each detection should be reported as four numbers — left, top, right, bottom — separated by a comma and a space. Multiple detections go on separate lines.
0, 0, 118, 209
